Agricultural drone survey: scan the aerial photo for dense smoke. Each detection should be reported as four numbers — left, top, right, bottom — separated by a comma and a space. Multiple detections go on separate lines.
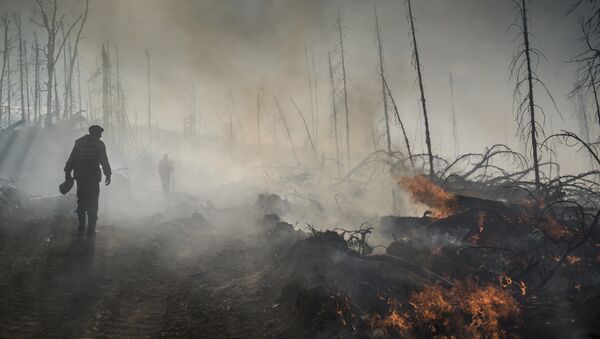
0, 0, 593, 170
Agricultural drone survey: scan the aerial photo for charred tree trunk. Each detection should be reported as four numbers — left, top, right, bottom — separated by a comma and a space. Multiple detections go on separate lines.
407, 0, 434, 177
328, 51, 341, 174
41, 1, 56, 128
34, 0, 79, 127
61, 24, 68, 120
589, 62, 600, 128
385, 79, 415, 170
274, 96, 300, 166
7, 32, 12, 126
228, 92, 235, 150
375, 5, 391, 155
337, 12, 351, 169
520, 0, 541, 186
53, 68, 59, 120
0, 13, 9, 127
101, 44, 111, 130
576, 78, 591, 143
87, 81, 93, 121
229, 92, 244, 143
449, 73, 459, 157
256, 92, 261, 154
76, 54, 82, 114
311, 50, 319, 149
15, 13, 25, 123
146, 48, 151, 146
24, 41, 30, 124
33, 33, 40, 125
304, 46, 314, 141
291, 98, 319, 166
65, 0, 89, 120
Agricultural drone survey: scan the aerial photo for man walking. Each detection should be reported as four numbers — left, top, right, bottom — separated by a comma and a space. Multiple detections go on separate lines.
158, 154, 174, 195
64, 125, 112, 232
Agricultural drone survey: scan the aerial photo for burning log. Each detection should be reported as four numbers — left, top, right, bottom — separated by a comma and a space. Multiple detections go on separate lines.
399, 174, 458, 218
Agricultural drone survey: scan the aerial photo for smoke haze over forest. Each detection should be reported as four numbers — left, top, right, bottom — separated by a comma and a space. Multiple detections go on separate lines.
0, 0, 592, 173
3, 1, 600, 338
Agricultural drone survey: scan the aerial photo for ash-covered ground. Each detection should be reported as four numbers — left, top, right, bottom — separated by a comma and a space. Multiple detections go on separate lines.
0, 196, 306, 338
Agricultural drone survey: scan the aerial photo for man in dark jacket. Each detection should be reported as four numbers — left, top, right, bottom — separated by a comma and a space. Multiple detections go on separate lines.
64, 125, 112, 231
158, 154, 174, 195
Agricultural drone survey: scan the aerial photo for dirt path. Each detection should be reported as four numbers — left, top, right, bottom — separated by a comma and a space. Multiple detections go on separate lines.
0, 215, 286, 338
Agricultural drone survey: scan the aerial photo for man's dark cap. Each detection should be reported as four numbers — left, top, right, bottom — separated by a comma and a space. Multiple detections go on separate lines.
89, 125, 104, 134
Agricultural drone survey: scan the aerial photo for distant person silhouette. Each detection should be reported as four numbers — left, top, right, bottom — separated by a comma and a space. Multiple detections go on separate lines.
64, 125, 112, 232
158, 154, 174, 195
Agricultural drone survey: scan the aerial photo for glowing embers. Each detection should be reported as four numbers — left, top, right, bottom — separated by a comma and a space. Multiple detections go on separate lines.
399, 174, 458, 218
498, 272, 527, 296
566, 255, 582, 265
468, 211, 487, 244
538, 216, 573, 240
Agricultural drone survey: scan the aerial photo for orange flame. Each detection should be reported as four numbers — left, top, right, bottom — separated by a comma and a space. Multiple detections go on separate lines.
409, 282, 520, 338
371, 281, 521, 338
369, 297, 411, 335
399, 175, 457, 218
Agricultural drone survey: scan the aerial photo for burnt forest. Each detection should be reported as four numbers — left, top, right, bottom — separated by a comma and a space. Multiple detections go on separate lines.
0, 0, 600, 338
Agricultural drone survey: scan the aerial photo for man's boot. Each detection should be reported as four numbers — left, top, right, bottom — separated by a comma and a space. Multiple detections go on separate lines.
77, 211, 86, 232
87, 212, 97, 234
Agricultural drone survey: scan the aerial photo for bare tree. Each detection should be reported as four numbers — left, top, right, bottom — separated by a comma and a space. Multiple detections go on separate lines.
33, 33, 40, 125
7, 23, 11, 126
328, 51, 342, 174
575, 74, 591, 143
291, 98, 319, 165
337, 12, 351, 168
304, 46, 314, 139
64, 0, 89, 120
61, 23, 68, 119
101, 43, 111, 129
570, 1, 600, 128
53, 67, 59, 120
229, 92, 244, 143
274, 96, 300, 165
311, 50, 319, 148
146, 48, 151, 145
0, 13, 9, 127
407, 0, 434, 177
24, 39, 30, 123
76, 53, 82, 114
375, 5, 391, 154
32, 0, 81, 126
509, 0, 557, 186
15, 13, 24, 123
449, 73, 459, 157
256, 92, 261, 154
87, 78, 93, 121
385, 78, 415, 170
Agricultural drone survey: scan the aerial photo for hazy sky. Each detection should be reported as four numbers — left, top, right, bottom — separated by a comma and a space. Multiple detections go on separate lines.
0, 0, 593, 171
